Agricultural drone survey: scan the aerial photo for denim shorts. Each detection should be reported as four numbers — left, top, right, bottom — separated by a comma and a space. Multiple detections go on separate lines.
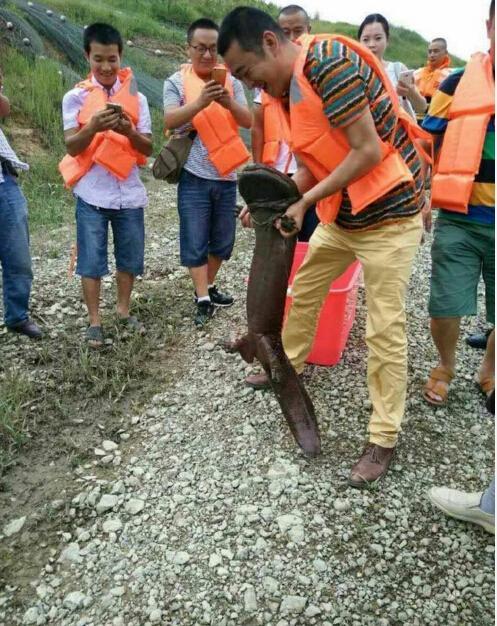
177, 169, 237, 267
75, 197, 145, 278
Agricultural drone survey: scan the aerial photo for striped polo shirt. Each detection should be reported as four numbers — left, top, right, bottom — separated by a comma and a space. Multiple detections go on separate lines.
303, 38, 425, 231
422, 67, 495, 226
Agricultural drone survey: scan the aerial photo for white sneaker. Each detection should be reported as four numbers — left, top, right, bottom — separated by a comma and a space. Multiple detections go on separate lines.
428, 487, 495, 534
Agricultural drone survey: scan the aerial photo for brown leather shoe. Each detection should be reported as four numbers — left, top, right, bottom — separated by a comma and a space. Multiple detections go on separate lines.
245, 372, 271, 390
348, 443, 395, 488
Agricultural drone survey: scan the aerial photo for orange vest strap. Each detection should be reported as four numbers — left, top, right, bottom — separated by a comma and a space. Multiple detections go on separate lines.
261, 91, 292, 167
59, 69, 146, 187
182, 65, 249, 176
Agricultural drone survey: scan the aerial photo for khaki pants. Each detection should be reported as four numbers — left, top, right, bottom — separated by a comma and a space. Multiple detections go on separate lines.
283, 213, 423, 448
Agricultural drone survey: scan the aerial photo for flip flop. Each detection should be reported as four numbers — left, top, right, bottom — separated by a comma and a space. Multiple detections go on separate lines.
423, 365, 455, 406
85, 325, 104, 348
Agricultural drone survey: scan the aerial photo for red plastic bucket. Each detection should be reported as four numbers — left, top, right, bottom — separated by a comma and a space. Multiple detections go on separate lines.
284, 242, 361, 366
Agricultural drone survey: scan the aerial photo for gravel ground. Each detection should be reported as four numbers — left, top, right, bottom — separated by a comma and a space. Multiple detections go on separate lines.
0, 181, 494, 625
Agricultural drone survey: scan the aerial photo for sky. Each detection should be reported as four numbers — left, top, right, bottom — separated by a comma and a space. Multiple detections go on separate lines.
274, 0, 491, 61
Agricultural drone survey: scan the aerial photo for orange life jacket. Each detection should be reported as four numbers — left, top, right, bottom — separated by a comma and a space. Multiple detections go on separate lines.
182, 65, 250, 177
431, 52, 494, 214
288, 34, 432, 224
260, 91, 292, 169
414, 55, 452, 99
59, 68, 147, 187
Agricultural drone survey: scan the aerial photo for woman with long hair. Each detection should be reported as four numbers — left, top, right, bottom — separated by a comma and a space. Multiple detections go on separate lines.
358, 13, 427, 119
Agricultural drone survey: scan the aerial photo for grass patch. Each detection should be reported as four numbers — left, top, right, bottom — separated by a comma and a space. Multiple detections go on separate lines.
0, 279, 185, 477
0, 372, 37, 473
21, 154, 73, 229
1, 46, 70, 154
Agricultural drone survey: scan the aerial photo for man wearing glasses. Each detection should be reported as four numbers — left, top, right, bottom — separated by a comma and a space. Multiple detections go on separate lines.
163, 18, 251, 328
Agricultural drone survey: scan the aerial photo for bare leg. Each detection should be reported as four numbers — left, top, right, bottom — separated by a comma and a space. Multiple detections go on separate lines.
189, 264, 209, 298
82, 277, 101, 327
427, 317, 461, 402
478, 329, 495, 387
116, 270, 134, 319
207, 254, 223, 285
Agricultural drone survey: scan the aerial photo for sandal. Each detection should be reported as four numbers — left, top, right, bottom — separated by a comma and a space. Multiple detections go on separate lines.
119, 315, 146, 335
85, 325, 104, 348
423, 365, 455, 406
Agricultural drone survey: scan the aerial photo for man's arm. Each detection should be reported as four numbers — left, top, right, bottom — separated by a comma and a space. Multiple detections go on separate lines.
0, 93, 10, 118
291, 161, 318, 194
276, 109, 382, 236
64, 108, 121, 156
114, 115, 153, 156
218, 92, 252, 128
0, 71, 10, 117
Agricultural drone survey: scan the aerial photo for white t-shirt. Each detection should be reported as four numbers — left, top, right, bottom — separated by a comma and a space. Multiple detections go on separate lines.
253, 89, 297, 175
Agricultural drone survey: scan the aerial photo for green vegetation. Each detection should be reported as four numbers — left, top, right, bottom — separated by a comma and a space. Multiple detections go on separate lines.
1, 46, 74, 228
0, 255, 185, 475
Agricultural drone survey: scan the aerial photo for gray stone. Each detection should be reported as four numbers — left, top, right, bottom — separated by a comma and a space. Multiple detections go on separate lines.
167, 551, 190, 565
149, 609, 162, 623
333, 499, 351, 512
63, 591, 86, 610
263, 576, 279, 595
313, 558, 327, 572
244, 585, 258, 612
59, 543, 82, 564
209, 554, 222, 568
102, 440, 118, 452
22, 607, 40, 625
277, 514, 303, 533
280, 595, 307, 614
103, 519, 123, 533
305, 605, 322, 618
288, 525, 305, 543
125, 498, 145, 515
96, 494, 119, 514
111, 586, 125, 596
4, 516, 26, 537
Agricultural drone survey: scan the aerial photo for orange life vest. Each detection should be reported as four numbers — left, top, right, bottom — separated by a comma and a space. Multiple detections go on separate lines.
260, 91, 292, 169
59, 68, 147, 187
431, 52, 494, 214
414, 55, 452, 99
288, 34, 432, 224
182, 65, 250, 177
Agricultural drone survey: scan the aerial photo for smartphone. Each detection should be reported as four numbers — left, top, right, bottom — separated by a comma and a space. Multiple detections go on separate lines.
211, 66, 227, 87
106, 102, 124, 116
398, 69, 414, 85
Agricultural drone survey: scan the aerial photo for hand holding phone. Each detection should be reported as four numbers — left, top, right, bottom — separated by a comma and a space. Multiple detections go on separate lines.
105, 102, 124, 116
398, 69, 414, 86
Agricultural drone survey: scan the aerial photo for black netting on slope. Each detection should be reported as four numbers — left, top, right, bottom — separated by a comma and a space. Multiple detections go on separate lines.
9, 0, 164, 107
0, 4, 45, 55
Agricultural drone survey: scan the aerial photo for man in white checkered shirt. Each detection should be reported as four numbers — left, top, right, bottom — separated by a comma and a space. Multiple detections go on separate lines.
0, 72, 42, 338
